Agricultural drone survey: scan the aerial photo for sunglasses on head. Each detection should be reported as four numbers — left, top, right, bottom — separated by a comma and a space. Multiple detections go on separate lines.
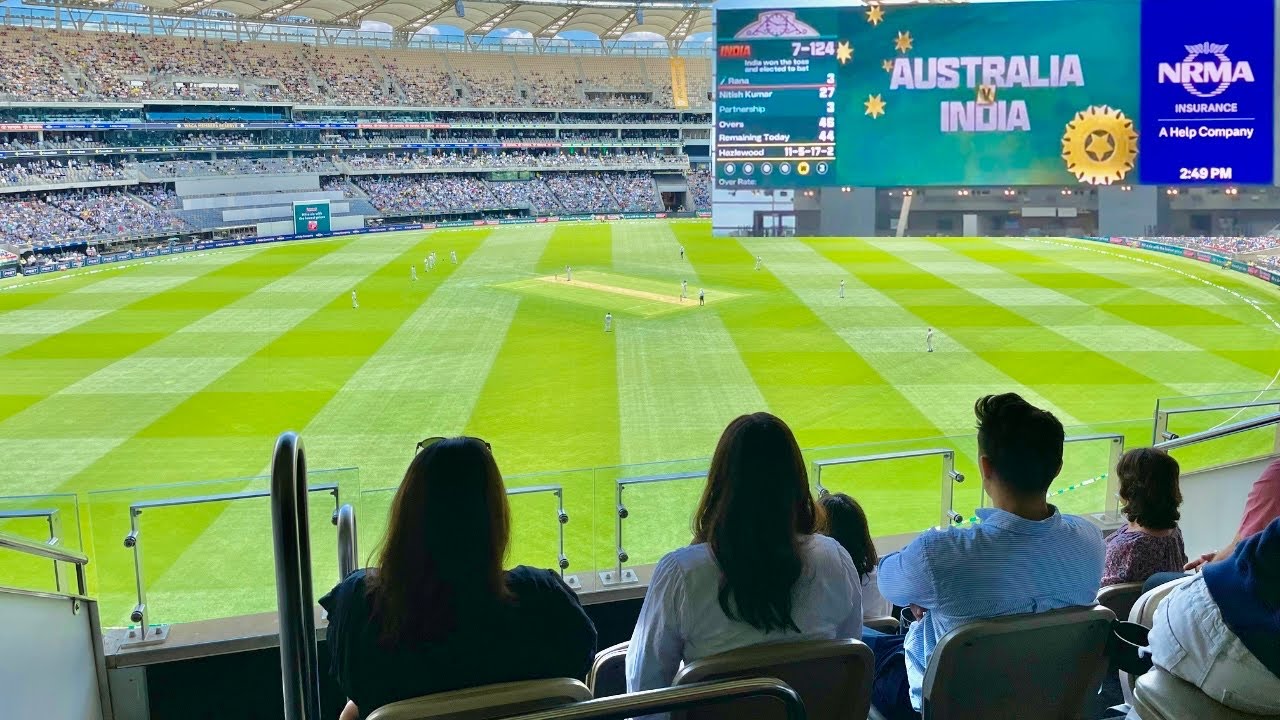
415, 436, 492, 455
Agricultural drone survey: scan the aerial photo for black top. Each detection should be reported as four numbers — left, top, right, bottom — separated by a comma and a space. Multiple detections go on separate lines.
319, 566, 598, 717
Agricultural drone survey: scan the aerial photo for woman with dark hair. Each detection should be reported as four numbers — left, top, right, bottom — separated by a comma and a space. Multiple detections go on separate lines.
320, 437, 597, 720
819, 493, 891, 618
626, 413, 863, 692
1102, 447, 1187, 586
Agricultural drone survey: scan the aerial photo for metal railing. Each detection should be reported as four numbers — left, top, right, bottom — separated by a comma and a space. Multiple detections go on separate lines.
0, 507, 64, 592
813, 449, 965, 527
121, 481, 340, 639
271, 431, 321, 720
1155, 411, 1280, 453
604, 470, 706, 586
0, 530, 89, 597
503, 678, 806, 720
336, 503, 358, 583
1154, 399, 1280, 445
508, 484, 575, 587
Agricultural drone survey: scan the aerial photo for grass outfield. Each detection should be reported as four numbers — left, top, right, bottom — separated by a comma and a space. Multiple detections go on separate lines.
1, 220, 1279, 626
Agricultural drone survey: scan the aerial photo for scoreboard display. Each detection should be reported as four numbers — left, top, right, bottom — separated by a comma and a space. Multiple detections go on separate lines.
716, 19, 842, 185
714, 0, 1275, 190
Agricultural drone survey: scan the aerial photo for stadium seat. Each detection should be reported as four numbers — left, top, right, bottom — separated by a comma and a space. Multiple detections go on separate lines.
1096, 582, 1145, 626
869, 606, 1116, 720
672, 638, 874, 720
864, 616, 901, 634
364, 677, 592, 720
1119, 574, 1196, 708
587, 641, 629, 698
1126, 668, 1276, 720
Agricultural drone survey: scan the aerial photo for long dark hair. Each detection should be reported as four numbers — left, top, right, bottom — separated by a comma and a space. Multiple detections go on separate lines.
818, 493, 878, 582
367, 437, 511, 646
693, 413, 817, 634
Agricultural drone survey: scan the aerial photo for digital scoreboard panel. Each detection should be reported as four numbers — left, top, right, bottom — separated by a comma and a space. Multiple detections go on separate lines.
714, 0, 1275, 190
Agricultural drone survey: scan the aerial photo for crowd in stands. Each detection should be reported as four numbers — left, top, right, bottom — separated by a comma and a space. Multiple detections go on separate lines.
135, 157, 339, 178
0, 186, 189, 246
343, 150, 685, 172
1125, 235, 1280, 254
0, 159, 130, 188
319, 394, 1280, 719
687, 167, 711, 210
351, 171, 661, 215
0, 26, 711, 110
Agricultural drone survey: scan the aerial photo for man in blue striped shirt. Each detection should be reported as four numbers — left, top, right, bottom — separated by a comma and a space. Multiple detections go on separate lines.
865, 393, 1106, 718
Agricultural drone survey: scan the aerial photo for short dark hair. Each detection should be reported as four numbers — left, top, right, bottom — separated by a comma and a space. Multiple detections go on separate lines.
818, 493, 878, 582
694, 412, 817, 634
975, 393, 1064, 496
1117, 448, 1181, 530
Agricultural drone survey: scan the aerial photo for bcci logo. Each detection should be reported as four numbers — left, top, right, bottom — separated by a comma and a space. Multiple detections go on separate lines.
1157, 43, 1255, 98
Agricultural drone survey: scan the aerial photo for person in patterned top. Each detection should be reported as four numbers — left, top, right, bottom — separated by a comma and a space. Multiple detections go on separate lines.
1102, 448, 1188, 586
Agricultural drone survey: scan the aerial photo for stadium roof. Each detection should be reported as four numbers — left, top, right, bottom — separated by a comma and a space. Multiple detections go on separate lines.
27, 0, 714, 39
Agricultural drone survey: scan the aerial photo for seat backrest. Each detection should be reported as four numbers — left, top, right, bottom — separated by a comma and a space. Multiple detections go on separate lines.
587, 641, 629, 698
364, 678, 593, 720
1096, 582, 1145, 623
921, 606, 1115, 720
1130, 668, 1275, 720
672, 638, 874, 720
1120, 574, 1197, 707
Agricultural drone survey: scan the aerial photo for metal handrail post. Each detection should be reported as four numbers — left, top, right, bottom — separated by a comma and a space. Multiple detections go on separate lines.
0, 530, 89, 596
271, 431, 321, 720
336, 503, 358, 582
1105, 435, 1124, 520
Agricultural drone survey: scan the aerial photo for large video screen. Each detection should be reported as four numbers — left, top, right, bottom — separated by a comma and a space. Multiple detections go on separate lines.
714, 0, 1274, 189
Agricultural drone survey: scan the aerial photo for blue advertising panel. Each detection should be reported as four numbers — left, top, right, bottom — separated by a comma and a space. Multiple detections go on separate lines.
1139, 0, 1275, 184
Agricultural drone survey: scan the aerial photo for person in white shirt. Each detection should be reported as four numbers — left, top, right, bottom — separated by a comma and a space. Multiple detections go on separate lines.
926, 327, 934, 353
351, 290, 358, 309
839, 279, 845, 299
411, 265, 417, 281
566, 265, 572, 282
450, 250, 458, 264
626, 412, 864, 694
755, 256, 762, 271
681, 280, 688, 301
604, 312, 612, 333
819, 492, 892, 619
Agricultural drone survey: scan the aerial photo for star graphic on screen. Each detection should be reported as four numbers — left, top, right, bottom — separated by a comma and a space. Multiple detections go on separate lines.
866, 4, 885, 25
1085, 130, 1116, 162
836, 41, 853, 64
894, 30, 913, 54
882, 59, 895, 73
865, 94, 887, 119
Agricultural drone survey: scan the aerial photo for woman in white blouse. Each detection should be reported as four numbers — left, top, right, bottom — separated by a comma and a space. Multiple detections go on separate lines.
626, 412, 864, 692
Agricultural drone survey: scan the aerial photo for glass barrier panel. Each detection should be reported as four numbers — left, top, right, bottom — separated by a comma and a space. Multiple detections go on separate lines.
86, 467, 357, 628
1165, 423, 1280, 478
359, 466, 597, 589
0, 493, 81, 594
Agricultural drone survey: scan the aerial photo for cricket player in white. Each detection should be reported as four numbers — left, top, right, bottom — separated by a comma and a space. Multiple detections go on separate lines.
351, 291, 358, 309
566, 265, 573, 282
604, 312, 612, 332
679, 245, 685, 259
755, 256, 762, 271
681, 279, 688, 301
926, 327, 934, 352
423, 257, 429, 272
699, 288, 706, 306
450, 250, 458, 264
429, 252, 436, 269
411, 265, 417, 281
839, 279, 845, 298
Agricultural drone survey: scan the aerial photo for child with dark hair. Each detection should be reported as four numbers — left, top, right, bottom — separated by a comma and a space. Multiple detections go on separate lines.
819, 493, 891, 618
1102, 448, 1187, 586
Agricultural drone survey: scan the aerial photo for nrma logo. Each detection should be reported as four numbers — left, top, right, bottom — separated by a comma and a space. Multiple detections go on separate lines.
1157, 43, 1255, 98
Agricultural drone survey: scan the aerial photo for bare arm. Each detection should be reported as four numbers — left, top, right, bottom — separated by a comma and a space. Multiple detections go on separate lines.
1184, 533, 1241, 571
